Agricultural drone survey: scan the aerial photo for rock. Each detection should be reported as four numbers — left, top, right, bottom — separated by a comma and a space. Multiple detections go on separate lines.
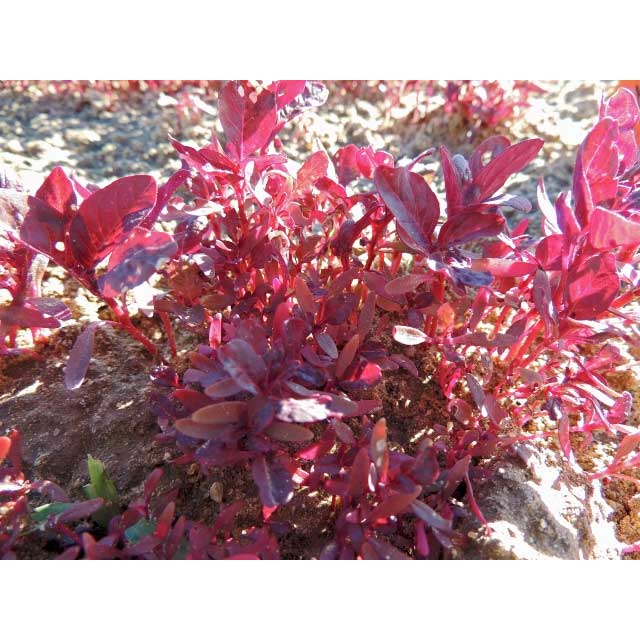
6, 139, 24, 154
64, 128, 101, 145
460, 442, 623, 559
209, 482, 224, 503
24, 139, 52, 156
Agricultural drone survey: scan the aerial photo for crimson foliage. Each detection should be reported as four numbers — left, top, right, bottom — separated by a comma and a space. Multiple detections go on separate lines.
2, 81, 640, 559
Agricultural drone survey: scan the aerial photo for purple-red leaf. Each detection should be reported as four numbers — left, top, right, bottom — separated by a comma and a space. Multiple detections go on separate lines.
315, 331, 338, 359
218, 82, 278, 162
368, 486, 422, 522
251, 455, 294, 507
411, 500, 453, 533
69, 175, 157, 268
438, 213, 504, 246
384, 273, 430, 295
471, 258, 537, 278
348, 448, 373, 498
474, 138, 544, 201
566, 253, 619, 320
374, 165, 439, 255
64, 321, 109, 390
264, 422, 314, 443
191, 401, 247, 424
98, 228, 177, 297
335, 334, 360, 378
589, 207, 640, 250
217, 339, 266, 395
370, 418, 389, 481
35, 166, 77, 214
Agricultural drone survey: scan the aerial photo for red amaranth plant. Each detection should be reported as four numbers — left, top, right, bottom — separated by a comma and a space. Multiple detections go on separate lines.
1, 81, 640, 559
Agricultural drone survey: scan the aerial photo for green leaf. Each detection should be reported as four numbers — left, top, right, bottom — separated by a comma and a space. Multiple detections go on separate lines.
32, 502, 75, 524
85, 455, 119, 502
125, 518, 155, 543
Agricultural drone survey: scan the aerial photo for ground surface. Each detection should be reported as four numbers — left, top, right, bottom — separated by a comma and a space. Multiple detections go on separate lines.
1, 80, 639, 559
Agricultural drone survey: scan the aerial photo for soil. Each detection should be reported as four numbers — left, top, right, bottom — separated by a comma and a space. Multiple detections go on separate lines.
1, 80, 638, 559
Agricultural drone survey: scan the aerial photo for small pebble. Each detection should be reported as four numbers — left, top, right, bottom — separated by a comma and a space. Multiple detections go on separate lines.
209, 482, 224, 503
6, 139, 24, 154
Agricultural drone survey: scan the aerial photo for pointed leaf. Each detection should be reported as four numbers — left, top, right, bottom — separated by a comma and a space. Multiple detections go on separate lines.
251, 455, 294, 507
368, 486, 422, 522
370, 418, 389, 481
218, 81, 278, 161
474, 138, 544, 201
217, 339, 266, 394
64, 321, 109, 390
374, 165, 439, 255
335, 334, 360, 378
35, 166, 77, 214
348, 448, 372, 498
315, 332, 338, 359
438, 213, 504, 246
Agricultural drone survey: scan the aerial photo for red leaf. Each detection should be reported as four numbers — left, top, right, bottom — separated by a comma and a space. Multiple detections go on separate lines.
251, 455, 294, 507
0, 436, 10, 465
335, 334, 360, 378
361, 538, 411, 560
204, 378, 244, 399
315, 332, 338, 359
411, 500, 453, 533
57, 498, 105, 523
296, 150, 329, 193
218, 81, 278, 162
572, 118, 618, 226
191, 401, 247, 424
374, 165, 439, 255
64, 321, 109, 390
566, 253, 619, 320
264, 422, 314, 443
69, 175, 157, 268
35, 166, 77, 213
384, 273, 430, 295
532, 269, 557, 337
17, 193, 74, 265
370, 418, 389, 481
589, 207, 640, 250
611, 431, 640, 466
358, 291, 377, 339
275, 396, 356, 422
439, 146, 462, 212
535, 234, 564, 271
348, 448, 373, 498
217, 339, 266, 395
98, 228, 177, 297
438, 213, 504, 246
0, 304, 61, 329
558, 415, 573, 462
474, 138, 544, 202
293, 275, 316, 314
368, 485, 422, 522
174, 419, 234, 440
269, 80, 306, 110
471, 258, 537, 278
